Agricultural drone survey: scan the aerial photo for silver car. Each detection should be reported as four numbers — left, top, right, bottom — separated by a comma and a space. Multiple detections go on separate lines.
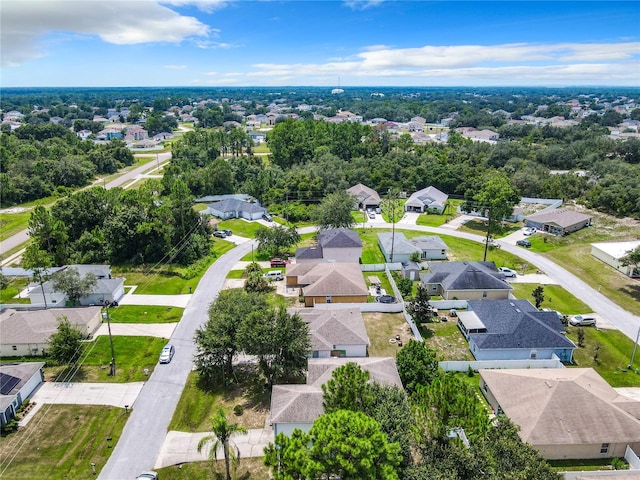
569, 315, 596, 327
159, 344, 175, 364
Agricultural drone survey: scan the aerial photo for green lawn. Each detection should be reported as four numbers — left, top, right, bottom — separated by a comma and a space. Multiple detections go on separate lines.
356, 227, 389, 263
415, 213, 450, 227
458, 218, 522, 238
566, 327, 640, 387
226, 269, 246, 279
169, 370, 271, 432
218, 218, 265, 238
46, 336, 166, 383
106, 305, 183, 323
157, 458, 270, 480
239, 232, 316, 262
0, 211, 31, 241
113, 241, 234, 295
509, 283, 591, 315
0, 278, 31, 304
0, 405, 127, 480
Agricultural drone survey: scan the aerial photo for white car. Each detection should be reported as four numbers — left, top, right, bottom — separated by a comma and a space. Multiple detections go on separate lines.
498, 267, 517, 278
136, 472, 158, 480
569, 315, 596, 327
523, 227, 536, 236
159, 344, 175, 364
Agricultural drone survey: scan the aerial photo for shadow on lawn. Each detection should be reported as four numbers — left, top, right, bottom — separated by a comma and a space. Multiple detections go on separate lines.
619, 282, 640, 303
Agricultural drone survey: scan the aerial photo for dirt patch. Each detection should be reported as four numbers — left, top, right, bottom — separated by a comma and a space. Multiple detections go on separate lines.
363, 312, 413, 357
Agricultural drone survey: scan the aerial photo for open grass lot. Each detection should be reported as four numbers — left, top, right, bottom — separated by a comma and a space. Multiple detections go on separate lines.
158, 458, 270, 480
415, 213, 450, 227
107, 305, 183, 323
356, 227, 389, 263
509, 283, 591, 315
113, 241, 234, 295
0, 211, 31, 242
239, 232, 316, 262
169, 369, 270, 432
457, 218, 522, 238
422, 319, 474, 361
363, 312, 413, 357
45, 336, 166, 383
218, 218, 266, 238
566, 326, 640, 387
0, 405, 127, 480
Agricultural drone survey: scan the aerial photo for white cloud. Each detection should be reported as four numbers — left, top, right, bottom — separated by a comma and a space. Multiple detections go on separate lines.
161, 0, 229, 13
164, 65, 188, 70
343, 0, 384, 11
1, 0, 210, 67
245, 42, 640, 85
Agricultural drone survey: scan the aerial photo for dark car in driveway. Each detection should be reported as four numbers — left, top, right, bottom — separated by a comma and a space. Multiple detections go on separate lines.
213, 230, 227, 238
270, 258, 287, 267
516, 239, 531, 248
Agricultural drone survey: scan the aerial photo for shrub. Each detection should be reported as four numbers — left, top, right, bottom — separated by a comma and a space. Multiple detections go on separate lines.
233, 404, 244, 416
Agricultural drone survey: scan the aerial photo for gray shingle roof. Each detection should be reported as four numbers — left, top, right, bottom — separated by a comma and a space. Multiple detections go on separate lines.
300, 263, 368, 297
0, 307, 101, 343
207, 198, 266, 215
524, 208, 591, 228
318, 228, 362, 248
291, 307, 369, 351
420, 261, 511, 291
467, 300, 575, 350
307, 357, 403, 387
295, 246, 323, 259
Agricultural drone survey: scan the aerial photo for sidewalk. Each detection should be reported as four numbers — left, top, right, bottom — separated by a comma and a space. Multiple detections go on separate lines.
155, 427, 273, 469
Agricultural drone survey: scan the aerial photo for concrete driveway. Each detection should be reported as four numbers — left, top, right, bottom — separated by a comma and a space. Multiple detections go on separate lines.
155, 428, 273, 469
20, 382, 144, 426
120, 288, 192, 308
94, 322, 176, 339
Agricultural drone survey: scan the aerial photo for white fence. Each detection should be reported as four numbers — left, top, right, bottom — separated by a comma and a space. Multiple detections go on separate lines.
431, 300, 468, 310
627, 445, 640, 470
439, 357, 564, 372
360, 263, 402, 272
312, 303, 403, 313
384, 266, 423, 341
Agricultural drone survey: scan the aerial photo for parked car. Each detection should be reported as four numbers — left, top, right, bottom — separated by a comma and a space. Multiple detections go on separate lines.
569, 315, 596, 327
483, 238, 500, 248
136, 472, 158, 480
262, 213, 273, 222
523, 227, 536, 236
264, 270, 284, 281
159, 344, 175, 364
516, 239, 531, 248
368, 212, 376, 219
213, 230, 227, 238
270, 258, 287, 267
498, 267, 517, 278
222, 229, 232, 236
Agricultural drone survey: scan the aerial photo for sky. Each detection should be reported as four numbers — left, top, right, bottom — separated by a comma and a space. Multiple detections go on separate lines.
1, 0, 639, 88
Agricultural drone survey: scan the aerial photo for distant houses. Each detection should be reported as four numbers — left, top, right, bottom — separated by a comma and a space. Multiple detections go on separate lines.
524, 209, 591, 236
347, 184, 381, 211
590, 240, 640, 278
204, 198, 266, 221
404, 186, 448, 214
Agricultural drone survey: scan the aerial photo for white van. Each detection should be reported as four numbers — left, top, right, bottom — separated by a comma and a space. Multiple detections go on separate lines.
264, 270, 284, 281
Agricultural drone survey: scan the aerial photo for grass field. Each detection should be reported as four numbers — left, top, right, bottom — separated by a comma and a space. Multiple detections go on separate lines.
169, 369, 271, 432
422, 320, 475, 361
107, 305, 183, 323
157, 458, 270, 480
363, 312, 412, 357
217, 219, 266, 238
509, 283, 591, 315
0, 211, 31, 242
457, 218, 522, 238
45, 336, 166, 383
0, 278, 31, 304
0, 405, 127, 480
566, 326, 640, 387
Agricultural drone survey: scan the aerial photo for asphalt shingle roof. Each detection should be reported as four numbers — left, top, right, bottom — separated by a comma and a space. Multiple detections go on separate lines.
317, 228, 362, 248
420, 261, 511, 291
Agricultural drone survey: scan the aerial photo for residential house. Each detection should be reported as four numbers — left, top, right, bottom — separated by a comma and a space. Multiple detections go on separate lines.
378, 232, 448, 263
591, 241, 640, 278
458, 299, 576, 362
28, 265, 124, 307
0, 307, 102, 357
460, 128, 499, 143
286, 263, 368, 307
270, 357, 402, 437
419, 261, 512, 300
296, 228, 363, 264
291, 307, 369, 358
404, 186, 448, 214
248, 130, 266, 144
0, 362, 45, 425
346, 183, 381, 211
205, 198, 266, 221
524, 209, 592, 236
479, 368, 640, 460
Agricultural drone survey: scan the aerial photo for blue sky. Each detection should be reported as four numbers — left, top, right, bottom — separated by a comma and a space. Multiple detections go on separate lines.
2, 1, 639, 87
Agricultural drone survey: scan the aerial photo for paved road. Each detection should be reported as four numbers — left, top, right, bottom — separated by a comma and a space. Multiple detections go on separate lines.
98, 240, 256, 480
0, 153, 171, 257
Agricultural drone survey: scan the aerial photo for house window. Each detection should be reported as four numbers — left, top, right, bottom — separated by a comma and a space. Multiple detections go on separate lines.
12, 346, 17, 351
600, 443, 609, 454
482, 291, 488, 298
326, 296, 332, 303
530, 350, 537, 359
441, 250, 445, 255
482, 382, 488, 393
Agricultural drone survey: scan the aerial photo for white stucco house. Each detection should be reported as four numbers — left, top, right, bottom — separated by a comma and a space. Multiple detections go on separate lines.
404, 186, 448, 214
205, 198, 266, 221
377, 232, 448, 263
591, 241, 640, 278
0, 362, 45, 425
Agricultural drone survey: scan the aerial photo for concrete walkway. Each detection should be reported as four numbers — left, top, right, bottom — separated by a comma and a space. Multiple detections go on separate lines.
94, 322, 176, 339
155, 427, 273, 469
119, 286, 192, 308
20, 382, 144, 426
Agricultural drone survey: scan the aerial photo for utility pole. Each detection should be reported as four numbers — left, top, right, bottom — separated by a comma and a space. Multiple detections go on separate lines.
483, 207, 491, 262
104, 301, 116, 376
389, 188, 396, 263
629, 324, 640, 370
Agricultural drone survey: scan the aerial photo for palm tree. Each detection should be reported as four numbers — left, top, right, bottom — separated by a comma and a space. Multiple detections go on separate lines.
197, 408, 248, 480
